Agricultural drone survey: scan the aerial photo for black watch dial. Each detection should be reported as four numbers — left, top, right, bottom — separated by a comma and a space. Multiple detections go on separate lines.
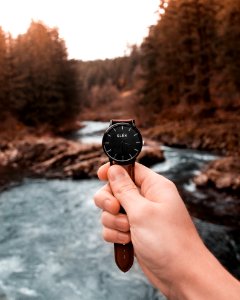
102, 123, 143, 164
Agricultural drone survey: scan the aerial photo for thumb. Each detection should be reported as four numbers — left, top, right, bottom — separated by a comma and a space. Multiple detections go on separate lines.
107, 165, 145, 215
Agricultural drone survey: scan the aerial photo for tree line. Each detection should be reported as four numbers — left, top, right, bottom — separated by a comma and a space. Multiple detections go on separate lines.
0, 21, 140, 129
139, 0, 240, 112
0, 21, 80, 128
75, 46, 141, 108
1, 0, 239, 129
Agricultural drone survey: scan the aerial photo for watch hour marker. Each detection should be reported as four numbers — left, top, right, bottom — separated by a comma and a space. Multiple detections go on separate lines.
128, 128, 132, 132
107, 134, 111, 137
134, 133, 138, 136
113, 128, 116, 132
106, 149, 112, 152
136, 141, 141, 144
114, 153, 117, 158
129, 153, 133, 158
134, 149, 138, 151
122, 126, 123, 130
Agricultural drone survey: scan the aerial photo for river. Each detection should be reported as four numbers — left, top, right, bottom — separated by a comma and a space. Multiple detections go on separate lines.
0, 121, 239, 300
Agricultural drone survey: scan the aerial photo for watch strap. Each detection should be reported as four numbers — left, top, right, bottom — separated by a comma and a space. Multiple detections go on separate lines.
114, 240, 134, 273
108, 119, 136, 272
111, 119, 135, 125
111, 161, 135, 272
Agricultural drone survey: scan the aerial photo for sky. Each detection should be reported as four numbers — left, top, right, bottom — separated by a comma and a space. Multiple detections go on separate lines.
0, 0, 160, 61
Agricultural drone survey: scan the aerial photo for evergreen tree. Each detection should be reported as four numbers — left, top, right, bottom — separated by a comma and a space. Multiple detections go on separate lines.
140, 0, 219, 112
140, 0, 181, 109
218, 0, 240, 104
9, 21, 80, 128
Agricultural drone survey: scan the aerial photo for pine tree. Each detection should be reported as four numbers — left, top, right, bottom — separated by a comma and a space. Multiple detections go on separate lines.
218, 0, 240, 104
140, 0, 180, 109
9, 21, 80, 128
139, 0, 219, 112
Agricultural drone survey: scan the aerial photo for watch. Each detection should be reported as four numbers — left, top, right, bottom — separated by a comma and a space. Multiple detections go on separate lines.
102, 119, 143, 272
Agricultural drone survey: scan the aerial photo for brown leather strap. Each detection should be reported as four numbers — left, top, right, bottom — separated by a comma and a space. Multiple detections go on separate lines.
114, 242, 134, 273
112, 162, 135, 272
111, 119, 134, 125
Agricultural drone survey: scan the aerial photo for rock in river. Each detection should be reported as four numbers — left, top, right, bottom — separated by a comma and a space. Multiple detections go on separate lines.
0, 135, 165, 185
194, 156, 240, 194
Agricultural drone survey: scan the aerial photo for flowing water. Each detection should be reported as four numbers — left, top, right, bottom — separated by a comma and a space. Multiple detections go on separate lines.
0, 121, 239, 300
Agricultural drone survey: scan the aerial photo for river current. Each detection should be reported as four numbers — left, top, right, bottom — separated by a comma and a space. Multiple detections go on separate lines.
0, 121, 239, 300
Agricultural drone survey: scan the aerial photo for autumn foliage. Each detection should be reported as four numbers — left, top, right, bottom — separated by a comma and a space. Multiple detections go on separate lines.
0, 0, 240, 135
0, 21, 80, 129
139, 0, 240, 112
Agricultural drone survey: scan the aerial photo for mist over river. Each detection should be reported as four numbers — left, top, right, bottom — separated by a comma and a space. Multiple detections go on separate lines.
0, 121, 239, 300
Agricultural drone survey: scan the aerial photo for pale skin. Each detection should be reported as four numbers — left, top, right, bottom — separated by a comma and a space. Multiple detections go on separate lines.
94, 162, 240, 300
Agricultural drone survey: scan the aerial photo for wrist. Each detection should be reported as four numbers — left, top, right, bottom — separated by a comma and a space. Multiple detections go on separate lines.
168, 244, 240, 300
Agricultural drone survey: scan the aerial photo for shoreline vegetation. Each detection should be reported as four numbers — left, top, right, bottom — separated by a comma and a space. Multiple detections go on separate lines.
0, 110, 239, 197
0, 1, 239, 222
0, 118, 165, 191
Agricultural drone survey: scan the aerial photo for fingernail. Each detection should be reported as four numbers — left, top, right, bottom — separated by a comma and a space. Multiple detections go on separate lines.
108, 166, 125, 181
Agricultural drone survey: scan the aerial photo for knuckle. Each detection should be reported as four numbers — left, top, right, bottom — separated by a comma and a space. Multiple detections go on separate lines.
101, 211, 114, 229
101, 211, 107, 225
102, 228, 113, 243
165, 178, 176, 190
93, 189, 102, 203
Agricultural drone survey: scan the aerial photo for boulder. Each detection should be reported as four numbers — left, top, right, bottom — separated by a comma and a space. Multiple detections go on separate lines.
138, 144, 164, 167
194, 156, 240, 193
0, 135, 165, 184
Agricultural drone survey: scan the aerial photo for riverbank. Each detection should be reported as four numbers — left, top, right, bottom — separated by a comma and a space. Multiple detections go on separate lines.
78, 102, 240, 196
142, 106, 240, 195
0, 122, 164, 191
0, 121, 239, 228
0, 108, 239, 196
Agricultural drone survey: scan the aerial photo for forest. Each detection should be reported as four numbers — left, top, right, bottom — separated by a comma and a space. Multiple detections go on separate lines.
0, 0, 239, 151
0, 21, 80, 128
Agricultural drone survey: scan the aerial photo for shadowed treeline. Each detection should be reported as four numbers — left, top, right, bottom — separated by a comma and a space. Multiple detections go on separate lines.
75, 0, 240, 132
75, 46, 141, 109
0, 0, 240, 146
0, 21, 81, 129
140, 0, 240, 113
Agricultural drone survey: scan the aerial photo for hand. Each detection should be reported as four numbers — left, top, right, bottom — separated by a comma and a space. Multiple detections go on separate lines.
94, 163, 240, 299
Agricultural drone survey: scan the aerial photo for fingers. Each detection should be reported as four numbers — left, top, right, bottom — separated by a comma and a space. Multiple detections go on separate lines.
94, 182, 131, 244
102, 228, 131, 244
101, 211, 130, 233
97, 162, 110, 181
94, 183, 120, 215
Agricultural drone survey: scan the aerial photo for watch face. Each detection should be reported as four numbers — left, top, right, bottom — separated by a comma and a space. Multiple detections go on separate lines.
102, 123, 143, 164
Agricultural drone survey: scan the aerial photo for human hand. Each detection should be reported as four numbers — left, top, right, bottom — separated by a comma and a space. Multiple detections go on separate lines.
94, 163, 240, 299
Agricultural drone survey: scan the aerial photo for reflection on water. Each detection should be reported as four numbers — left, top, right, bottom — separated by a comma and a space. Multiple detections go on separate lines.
0, 121, 239, 299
